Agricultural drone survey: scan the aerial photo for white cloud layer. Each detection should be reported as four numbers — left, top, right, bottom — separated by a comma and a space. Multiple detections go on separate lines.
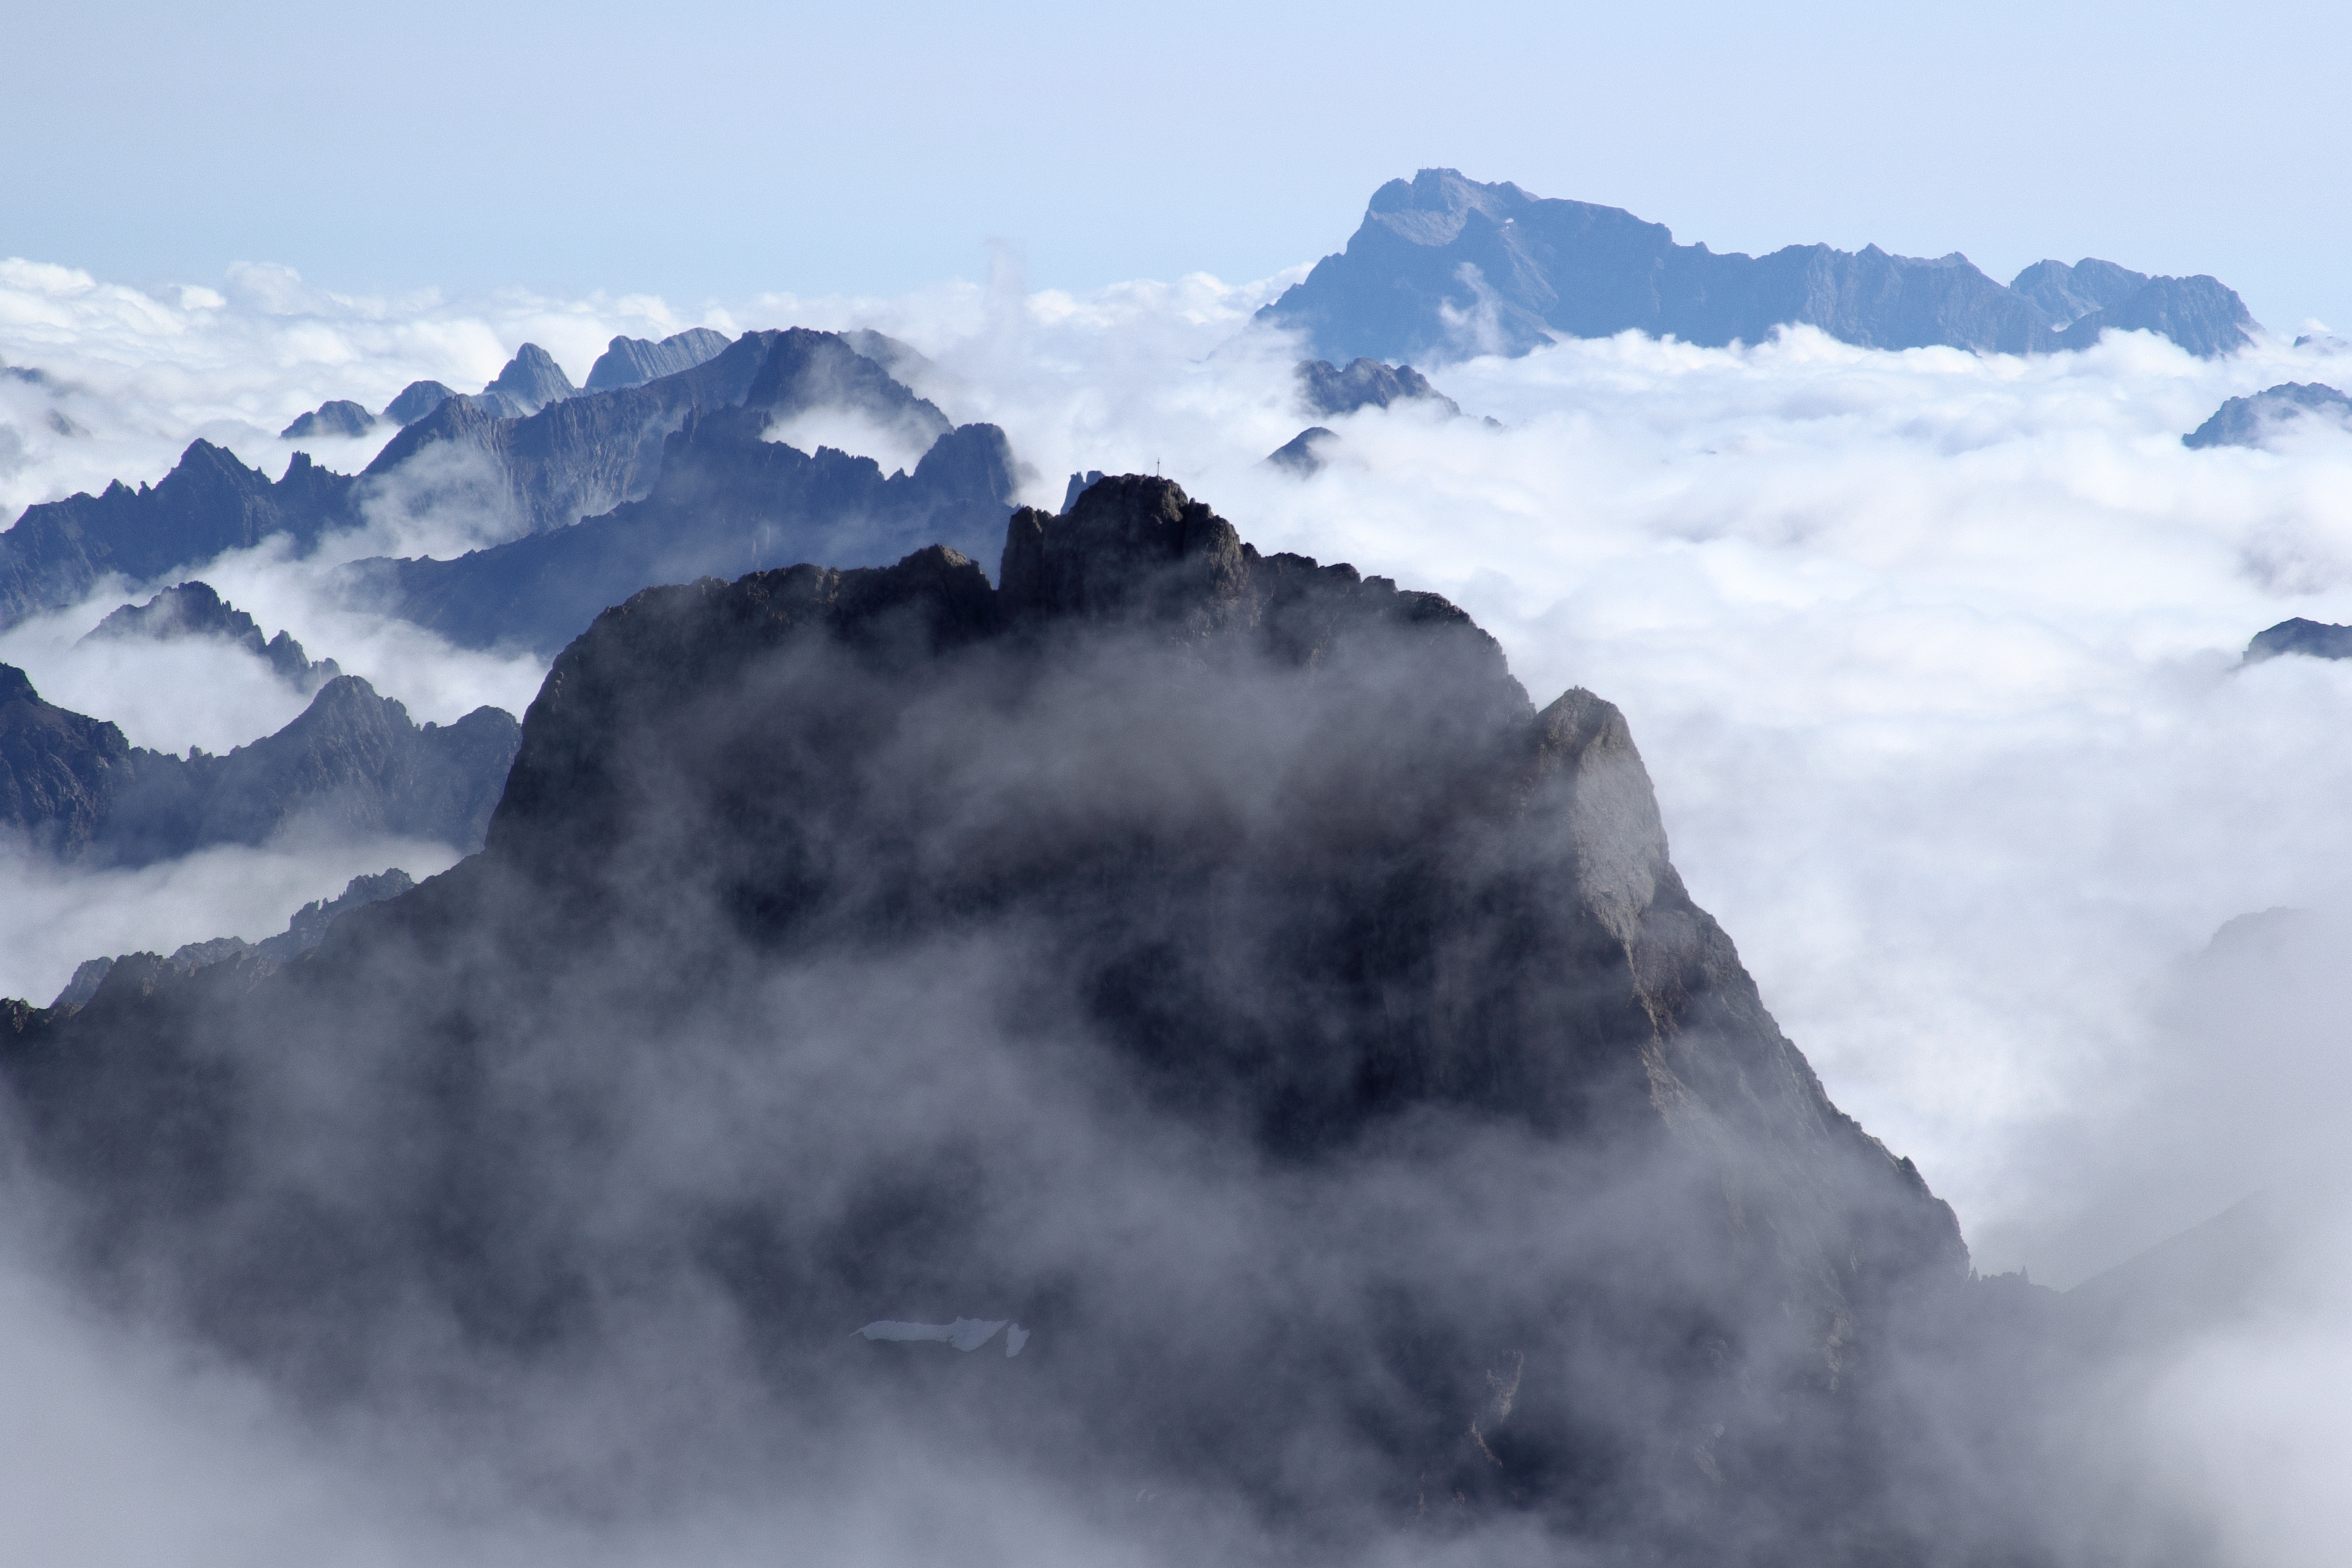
10, 255, 2352, 1559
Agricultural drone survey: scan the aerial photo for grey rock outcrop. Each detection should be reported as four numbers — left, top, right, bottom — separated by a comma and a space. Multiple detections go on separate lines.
279, 399, 379, 441
1059, 469, 1105, 512
0, 662, 517, 863
1296, 357, 1460, 418
2053, 274, 2255, 358
583, 328, 732, 391
2008, 258, 2151, 326
382, 380, 457, 426
0, 476, 2113, 1566
474, 343, 577, 417
84, 580, 340, 692
2185, 383, 2352, 450
1262, 168, 2254, 364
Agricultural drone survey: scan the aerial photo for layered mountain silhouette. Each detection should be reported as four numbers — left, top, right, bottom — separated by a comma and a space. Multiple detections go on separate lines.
0, 476, 2130, 1564
47, 867, 417, 1010
2185, 382, 2352, 449
0, 662, 516, 864
346, 406, 1020, 653
83, 579, 340, 691
0, 329, 1004, 643
1262, 169, 2255, 363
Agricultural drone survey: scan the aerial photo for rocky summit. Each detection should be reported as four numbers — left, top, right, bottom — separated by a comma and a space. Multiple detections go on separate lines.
1262, 168, 2255, 363
0, 477, 2110, 1564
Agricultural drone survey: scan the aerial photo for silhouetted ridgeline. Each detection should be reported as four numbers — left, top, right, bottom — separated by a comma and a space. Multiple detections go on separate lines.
0, 663, 516, 863
0, 477, 2173, 1564
1263, 168, 2255, 363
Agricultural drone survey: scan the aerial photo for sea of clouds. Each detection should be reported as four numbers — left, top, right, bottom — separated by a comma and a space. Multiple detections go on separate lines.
7, 248, 2352, 1561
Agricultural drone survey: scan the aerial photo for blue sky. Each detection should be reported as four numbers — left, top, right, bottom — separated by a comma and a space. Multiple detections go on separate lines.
9, 0, 2352, 328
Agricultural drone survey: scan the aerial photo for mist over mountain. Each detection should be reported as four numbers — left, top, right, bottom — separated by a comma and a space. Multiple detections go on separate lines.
1262, 169, 2256, 364
348, 406, 1019, 653
0, 327, 977, 638
2184, 382, 2352, 449
0, 662, 515, 864
85, 580, 340, 692
0, 476, 2200, 1564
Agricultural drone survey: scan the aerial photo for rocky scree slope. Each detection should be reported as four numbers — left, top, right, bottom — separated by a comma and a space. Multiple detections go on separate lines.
0, 478, 2113, 1564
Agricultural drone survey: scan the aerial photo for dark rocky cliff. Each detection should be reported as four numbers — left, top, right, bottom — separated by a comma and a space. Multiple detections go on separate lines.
0, 478, 2118, 1563
1263, 168, 2254, 363
0, 663, 517, 862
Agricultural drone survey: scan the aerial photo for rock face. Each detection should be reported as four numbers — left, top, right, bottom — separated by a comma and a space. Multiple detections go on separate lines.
583, 328, 733, 391
474, 343, 578, 417
2009, 257, 2152, 325
2244, 616, 2352, 661
279, 399, 379, 441
1262, 168, 2254, 363
350, 406, 1020, 652
0, 476, 2101, 1565
0, 329, 971, 633
84, 579, 340, 691
382, 380, 457, 426
1296, 357, 1460, 418
2053, 274, 2255, 358
2185, 382, 2352, 449
0, 662, 517, 863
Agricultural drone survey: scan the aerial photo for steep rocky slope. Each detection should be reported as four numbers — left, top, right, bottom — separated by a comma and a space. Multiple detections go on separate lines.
0, 478, 2131, 1563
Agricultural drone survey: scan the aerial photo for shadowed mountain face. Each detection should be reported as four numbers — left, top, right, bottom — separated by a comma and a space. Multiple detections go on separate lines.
584, 328, 732, 391
474, 343, 578, 417
349, 406, 1020, 652
0, 477, 2127, 1564
1296, 358, 1459, 418
2186, 382, 2352, 450
280, 399, 378, 441
1262, 168, 2253, 363
0, 329, 964, 633
2010, 257, 2152, 325
0, 663, 517, 863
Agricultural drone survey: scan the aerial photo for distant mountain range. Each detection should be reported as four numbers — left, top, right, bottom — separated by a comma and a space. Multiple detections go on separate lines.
1261, 169, 2257, 363
0, 661, 516, 864
0, 329, 1020, 651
